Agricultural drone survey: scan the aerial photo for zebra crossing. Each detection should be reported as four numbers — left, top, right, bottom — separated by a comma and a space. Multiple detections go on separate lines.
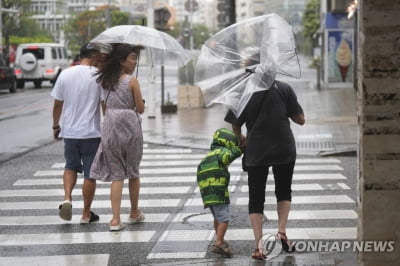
0, 143, 357, 265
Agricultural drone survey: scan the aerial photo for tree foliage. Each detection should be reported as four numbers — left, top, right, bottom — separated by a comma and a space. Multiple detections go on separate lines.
11, 17, 53, 39
302, 0, 320, 40
64, 7, 131, 53
301, 0, 320, 55
1, 0, 53, 63
2, 0, 32, 38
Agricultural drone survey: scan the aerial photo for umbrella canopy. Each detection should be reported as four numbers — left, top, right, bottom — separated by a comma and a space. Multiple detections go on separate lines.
194, 13, 300, 117
90, 25, 191, 66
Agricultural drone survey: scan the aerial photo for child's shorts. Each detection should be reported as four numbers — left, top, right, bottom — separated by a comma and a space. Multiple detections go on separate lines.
209, 203, 229, 223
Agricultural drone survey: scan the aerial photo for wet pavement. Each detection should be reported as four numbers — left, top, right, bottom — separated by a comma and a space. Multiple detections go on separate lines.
141, 70, 358, 154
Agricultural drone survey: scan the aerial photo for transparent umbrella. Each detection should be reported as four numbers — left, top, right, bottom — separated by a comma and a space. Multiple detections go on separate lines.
194, 13, 300, 117
90, 25, 192, 66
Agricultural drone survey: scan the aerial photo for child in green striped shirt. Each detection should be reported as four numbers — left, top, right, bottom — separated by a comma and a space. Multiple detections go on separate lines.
197, 128, 243, 257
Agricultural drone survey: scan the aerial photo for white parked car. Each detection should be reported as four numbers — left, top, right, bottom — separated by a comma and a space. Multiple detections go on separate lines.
14, 43, 70, 88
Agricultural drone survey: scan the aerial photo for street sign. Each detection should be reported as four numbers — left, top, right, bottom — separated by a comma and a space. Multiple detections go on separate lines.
184, 0, 198, 12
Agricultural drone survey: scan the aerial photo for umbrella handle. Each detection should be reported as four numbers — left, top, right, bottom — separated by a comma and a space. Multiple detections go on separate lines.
136, 53, 140, 78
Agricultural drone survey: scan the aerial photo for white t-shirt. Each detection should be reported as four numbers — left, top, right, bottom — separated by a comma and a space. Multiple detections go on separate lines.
51, 65, 104, 139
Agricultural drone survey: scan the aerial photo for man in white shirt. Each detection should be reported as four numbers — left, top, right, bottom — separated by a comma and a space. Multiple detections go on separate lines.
52, 43, 104, 223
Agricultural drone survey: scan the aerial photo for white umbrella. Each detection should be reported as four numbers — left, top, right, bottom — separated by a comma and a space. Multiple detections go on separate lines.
90, 25, 191, 66
194, 13, 300, 117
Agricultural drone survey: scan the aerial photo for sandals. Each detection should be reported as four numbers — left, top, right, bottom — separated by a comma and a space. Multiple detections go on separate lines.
127, 210, 145, 224
251, 248, 267, 260
277, 231, 295, 252
211, 243, 233, 257
110, 223, 126, 231
80, 211, 100, 224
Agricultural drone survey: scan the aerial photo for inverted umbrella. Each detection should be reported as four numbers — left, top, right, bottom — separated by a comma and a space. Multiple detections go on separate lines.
194, 13, 300, 117
90, 25, 192, 66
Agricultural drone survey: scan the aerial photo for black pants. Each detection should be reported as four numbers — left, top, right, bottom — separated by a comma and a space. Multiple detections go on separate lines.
247, 161, 295, 214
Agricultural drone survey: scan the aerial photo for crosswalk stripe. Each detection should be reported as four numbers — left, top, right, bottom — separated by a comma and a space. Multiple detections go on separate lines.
151, 227, 357, 241
51, 159, 344, 168
187, 195, 354, 206
159, 229, 214, 241
143, 154, 205, 160
275, 210, 357, 219
161, 165, 344, 172
0, 231, 156, 245
174, 210, 357, 222
0, 194, 354, 211
232, 195, 354, 205
34, 165, 343, 176
0, 199, 181, 210
13, 176, 199, 186
13, 173, 348, 187
142, 148, 193, 153
0, 213, 169, 225
0, 254, 110, 266
194, 183, 351, 193
0, 209, 357, 226
225, 227, 357, 240
51, 157, 341, 165
55, 160, 343, 167
3, 182, 350, 198
0, 186, 192, 197
235, 183, 350, 192
147, 252, 206, 259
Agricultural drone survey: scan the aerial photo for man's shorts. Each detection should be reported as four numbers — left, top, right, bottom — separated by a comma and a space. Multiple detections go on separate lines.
64, 138, 100, 179
209, 203, 230, 223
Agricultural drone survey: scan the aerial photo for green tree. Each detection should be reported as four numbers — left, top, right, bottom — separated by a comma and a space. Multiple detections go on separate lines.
64, 7, 131, 53
110, 10, 130, 26
1, 0, 31, 62
12, 16, 53, 39
302, 0, 320, 55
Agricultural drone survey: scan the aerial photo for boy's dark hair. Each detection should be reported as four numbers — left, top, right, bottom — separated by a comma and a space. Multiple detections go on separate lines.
80, 43, 99, 59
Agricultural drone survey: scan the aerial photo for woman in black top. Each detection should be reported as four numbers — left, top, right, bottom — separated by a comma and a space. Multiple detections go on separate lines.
225, 80, 305, 259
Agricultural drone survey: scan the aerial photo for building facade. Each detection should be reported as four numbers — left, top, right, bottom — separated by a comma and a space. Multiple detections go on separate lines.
24, 0, 113, 43
22, 0, 308, 44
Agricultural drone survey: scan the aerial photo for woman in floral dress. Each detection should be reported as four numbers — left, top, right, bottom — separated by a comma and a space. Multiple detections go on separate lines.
90, 43, 145, 231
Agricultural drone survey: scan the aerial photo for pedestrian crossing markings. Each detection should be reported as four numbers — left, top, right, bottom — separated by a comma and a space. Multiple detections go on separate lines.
0, 145, 356, 263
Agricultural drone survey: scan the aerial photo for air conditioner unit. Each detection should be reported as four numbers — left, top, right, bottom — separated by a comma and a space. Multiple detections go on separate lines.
330, 0, 348, 12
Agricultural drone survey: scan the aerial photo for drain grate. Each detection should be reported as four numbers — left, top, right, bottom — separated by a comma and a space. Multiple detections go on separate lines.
296, 134, 335, 151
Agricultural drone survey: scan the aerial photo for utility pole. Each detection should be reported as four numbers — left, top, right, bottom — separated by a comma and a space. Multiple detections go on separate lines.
146, 0, 156, 118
